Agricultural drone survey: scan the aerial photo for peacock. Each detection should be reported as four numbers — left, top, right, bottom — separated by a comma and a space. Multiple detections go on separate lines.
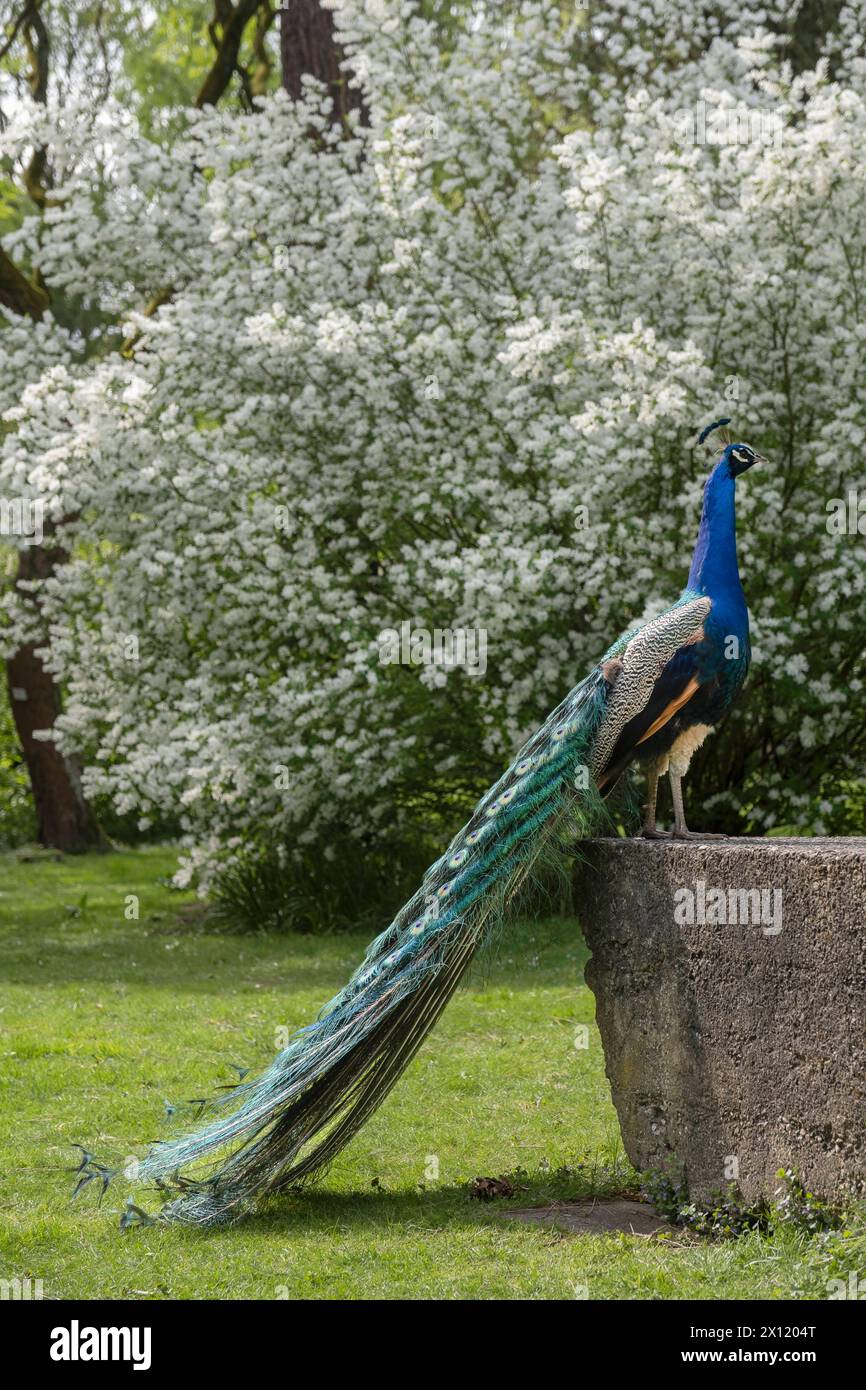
82, 419, 763, 1226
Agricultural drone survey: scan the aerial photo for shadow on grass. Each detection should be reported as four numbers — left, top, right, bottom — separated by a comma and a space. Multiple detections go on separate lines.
109, 1156, 637, 1243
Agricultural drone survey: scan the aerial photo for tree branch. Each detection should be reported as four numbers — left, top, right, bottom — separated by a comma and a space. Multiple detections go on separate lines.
196, 0, 263, 108
251, 1, 276, 96
22, 0, 50, 207
0, 3, 31, 66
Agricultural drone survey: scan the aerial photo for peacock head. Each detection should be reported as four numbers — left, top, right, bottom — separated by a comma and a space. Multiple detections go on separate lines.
697, 419, 766, 479
723, 442, 766, 477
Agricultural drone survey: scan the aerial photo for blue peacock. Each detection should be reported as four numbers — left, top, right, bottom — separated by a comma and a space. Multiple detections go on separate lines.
81, 419, 763, 1225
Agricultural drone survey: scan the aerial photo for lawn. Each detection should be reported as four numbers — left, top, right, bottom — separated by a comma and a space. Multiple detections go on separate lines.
0, 846, 856, 1300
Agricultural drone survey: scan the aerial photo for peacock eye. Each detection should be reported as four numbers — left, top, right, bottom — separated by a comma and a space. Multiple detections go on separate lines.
732, 448, 747, 462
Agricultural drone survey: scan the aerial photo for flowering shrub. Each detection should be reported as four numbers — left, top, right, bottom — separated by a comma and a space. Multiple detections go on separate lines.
2, 1, 864, 888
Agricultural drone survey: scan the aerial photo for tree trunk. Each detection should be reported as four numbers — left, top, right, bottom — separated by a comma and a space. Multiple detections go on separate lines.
1, 5, 103, 851
6, 541, 102, 852
280, 0, 367, 123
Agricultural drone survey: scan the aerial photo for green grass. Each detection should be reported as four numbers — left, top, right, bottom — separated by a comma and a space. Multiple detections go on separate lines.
0, 847, 858, 1300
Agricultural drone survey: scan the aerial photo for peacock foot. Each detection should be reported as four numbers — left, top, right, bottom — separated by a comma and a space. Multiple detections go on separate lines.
671, 829, 728, 841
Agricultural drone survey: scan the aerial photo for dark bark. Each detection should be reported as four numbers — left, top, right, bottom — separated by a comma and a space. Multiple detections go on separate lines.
22, 0, 50, 206
0, 245, 48, 319
6, 540, 103, 852
197, 0, 264, 107
2, 2, 102, 851
280, 0, 367, 124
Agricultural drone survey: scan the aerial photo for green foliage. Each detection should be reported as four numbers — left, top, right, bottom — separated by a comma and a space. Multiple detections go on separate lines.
90, 793, 183, 848
773, 1167, 846, 1236
794, 1217, 866, 1299
211, 834, 434, 935
675, 1187, 772, 1240
814, 781, 866, 837
742, 775, 866, 838
644, 1166, 846, 1241
208, 779, 617, 937
0, 170, 30, 237
120, 1, 227, 131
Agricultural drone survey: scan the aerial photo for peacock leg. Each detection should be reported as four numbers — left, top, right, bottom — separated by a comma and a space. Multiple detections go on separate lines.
670, 770, 726, 840
640, 760, 671, 839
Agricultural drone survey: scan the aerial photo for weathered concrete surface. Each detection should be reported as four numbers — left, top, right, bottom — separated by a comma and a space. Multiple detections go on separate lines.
576, 838, 866, 1203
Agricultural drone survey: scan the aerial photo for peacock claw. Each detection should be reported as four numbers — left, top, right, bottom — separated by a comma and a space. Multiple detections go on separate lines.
671, 829, 728, 841
640, 827, 672, 839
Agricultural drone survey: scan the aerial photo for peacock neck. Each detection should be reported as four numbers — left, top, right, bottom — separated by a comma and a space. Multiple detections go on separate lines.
687, 465, 745, 612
